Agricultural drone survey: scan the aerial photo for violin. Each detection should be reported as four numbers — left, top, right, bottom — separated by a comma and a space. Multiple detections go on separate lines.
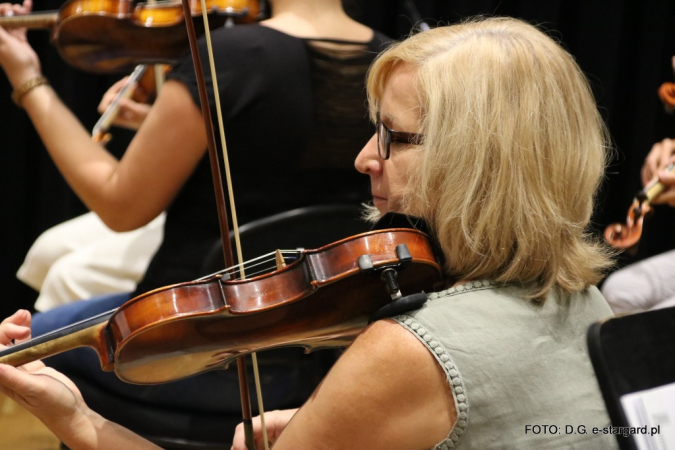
605, 71, 675, 250
92, 63, 171, 144
92, 64, 148, 144
604, 162, 675, 249
0, 0, 265, 73
0, 227, 442, 384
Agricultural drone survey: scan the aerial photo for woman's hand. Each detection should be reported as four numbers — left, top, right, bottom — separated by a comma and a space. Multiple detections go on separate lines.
98, 77, 152, 131
0, 310, 89, 438
641, 137, 675, 206
0, 0, 42, 87
0, 311, 162, 449
0, 309, 31, 345
231, 408, 298, 450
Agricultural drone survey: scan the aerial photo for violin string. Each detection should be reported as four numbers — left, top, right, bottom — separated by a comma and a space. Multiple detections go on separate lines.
196, 250, 302, 281
226, 250, 300, 275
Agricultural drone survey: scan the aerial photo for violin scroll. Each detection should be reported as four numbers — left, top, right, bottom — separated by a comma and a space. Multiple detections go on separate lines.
611, 59, 675, 248
604, 162, 674, 249
604, 199, 652, 250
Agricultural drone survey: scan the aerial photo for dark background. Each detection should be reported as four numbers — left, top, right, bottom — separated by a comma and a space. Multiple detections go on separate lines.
1, 0, 673, 319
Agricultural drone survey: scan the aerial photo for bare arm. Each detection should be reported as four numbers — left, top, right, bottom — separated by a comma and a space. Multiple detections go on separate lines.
21, 80, 208, 231
0, 4, 207, 231
255, 320, 457, 450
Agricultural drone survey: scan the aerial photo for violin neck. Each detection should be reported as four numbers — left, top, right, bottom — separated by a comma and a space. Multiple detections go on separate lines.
0, 310, 115, 371
0, 11, 58, 30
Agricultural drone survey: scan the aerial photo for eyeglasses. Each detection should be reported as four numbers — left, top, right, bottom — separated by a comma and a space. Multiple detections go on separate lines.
376, 120, 424, 160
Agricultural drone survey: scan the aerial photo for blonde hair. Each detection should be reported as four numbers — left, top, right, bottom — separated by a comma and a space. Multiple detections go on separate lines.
367, 17, 614, 299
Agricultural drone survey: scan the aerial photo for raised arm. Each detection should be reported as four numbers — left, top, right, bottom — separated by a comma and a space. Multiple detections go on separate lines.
0, 1, 207, 231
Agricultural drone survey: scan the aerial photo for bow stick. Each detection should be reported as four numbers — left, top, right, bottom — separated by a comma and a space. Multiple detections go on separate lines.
179, 1, 268, 448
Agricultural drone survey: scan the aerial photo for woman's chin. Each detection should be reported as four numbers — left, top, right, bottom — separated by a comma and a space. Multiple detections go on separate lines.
372, 198, 389, 215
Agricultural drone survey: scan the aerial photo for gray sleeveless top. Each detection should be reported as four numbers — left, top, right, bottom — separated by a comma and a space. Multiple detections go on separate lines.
393, 281, 618, 449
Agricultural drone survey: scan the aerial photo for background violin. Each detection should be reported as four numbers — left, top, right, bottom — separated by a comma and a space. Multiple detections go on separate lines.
0, 0, 265, 73
605, 73, 675, 250
603, 165, 675, 250
92, 63, 171, 144
0, 227, 442, 384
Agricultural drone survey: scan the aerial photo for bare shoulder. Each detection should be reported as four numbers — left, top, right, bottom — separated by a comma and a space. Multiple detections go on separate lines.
274, 320, 456, 450
346, 318, 446, 376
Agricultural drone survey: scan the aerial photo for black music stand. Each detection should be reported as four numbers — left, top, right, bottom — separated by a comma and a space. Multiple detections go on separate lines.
587, 306, 675, 450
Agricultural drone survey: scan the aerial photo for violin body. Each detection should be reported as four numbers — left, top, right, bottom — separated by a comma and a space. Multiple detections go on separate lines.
55, 0, 193, 73
0, 0, 263, 73
0, 228, 442, 384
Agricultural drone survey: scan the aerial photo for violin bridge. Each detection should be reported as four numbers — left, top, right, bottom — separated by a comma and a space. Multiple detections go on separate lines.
275, 249, 286, 269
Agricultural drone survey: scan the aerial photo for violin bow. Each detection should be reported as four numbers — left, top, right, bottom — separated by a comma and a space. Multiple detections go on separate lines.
179, 1, 268, 448
401, 0, 430, 31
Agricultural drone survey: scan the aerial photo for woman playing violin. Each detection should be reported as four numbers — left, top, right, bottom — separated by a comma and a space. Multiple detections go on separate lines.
601, 56, 675, 314
0, 0, 388, 304
0, 0, 390, 424
0, 17, 618, 449
602, 136, 675, 313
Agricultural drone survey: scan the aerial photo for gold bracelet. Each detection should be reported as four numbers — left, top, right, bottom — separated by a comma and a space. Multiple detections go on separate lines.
11, 76, 49, 108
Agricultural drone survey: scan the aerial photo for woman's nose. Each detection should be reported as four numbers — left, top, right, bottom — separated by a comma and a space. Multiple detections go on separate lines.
355, 134, 381, 175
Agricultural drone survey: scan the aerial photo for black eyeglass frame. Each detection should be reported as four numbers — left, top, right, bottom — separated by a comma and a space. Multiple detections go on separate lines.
376, 120, 424, 160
